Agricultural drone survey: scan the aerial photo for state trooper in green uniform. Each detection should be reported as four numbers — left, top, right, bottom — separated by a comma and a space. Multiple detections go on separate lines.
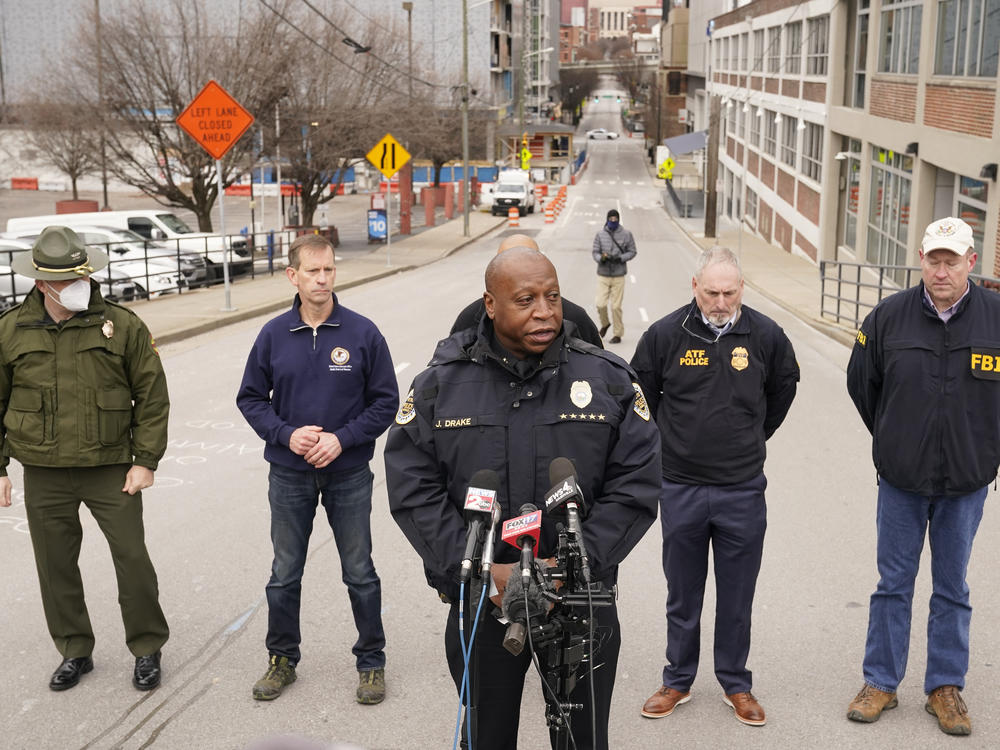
0, 226, 170, 692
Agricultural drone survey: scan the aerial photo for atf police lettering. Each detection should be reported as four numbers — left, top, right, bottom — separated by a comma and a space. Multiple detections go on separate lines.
680, 348, 709, 366
433, 416, 477, 429
970, 349, 1000, 381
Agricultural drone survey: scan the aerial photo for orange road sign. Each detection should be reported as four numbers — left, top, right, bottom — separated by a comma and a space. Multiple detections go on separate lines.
366, 134, 411, 179
177, 80, 255, 161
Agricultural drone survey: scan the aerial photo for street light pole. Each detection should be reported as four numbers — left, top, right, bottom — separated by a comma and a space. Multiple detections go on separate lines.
461, 0, 470, 236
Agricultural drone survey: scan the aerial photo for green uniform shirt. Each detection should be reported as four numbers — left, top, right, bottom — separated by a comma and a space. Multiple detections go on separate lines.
0, 283, 169, 475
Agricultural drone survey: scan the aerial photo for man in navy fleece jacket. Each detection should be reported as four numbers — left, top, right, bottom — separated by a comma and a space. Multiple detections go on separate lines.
237, 234, 398, 705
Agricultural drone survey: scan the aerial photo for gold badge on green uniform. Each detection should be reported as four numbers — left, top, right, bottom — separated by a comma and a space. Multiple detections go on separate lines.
102, 319, 114, 339
731, 346, 749, 371
631, 382, 650, 421
395, 389, 416, 424
570, 380, 593, 409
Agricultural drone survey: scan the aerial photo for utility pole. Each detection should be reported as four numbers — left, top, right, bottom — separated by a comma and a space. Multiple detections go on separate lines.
705, 95, 720, 239
95, 0, 109, 209
402, 2, 413, 100
461, 0, 470, 236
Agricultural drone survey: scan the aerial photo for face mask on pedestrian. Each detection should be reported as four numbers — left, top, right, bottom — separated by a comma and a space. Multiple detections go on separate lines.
606, 220, 619, 231
45, 279, 91, 312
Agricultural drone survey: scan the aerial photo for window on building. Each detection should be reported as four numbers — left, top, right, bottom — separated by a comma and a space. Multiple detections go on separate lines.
786, 21, 803, 74
740, 32, 749, 70
753, 29, 765, 71
780, 117, 797, 167
879, 0, 922, 74
935, 0, 1000, 77
842, 139, 862, 254
768, 27, 782, 73
738, 105, 746, 139
955, 175, 989, 273
867, 145, 914, 280
749, 105, 761, 147
801, 123, 823, 181
763, 110, 778, 156
853, 2, 871, 108
715, 39, 722, 70
727, 104, 736, 135
723, 36, 730, 70
747, 189, 758, 224
807, 16, 830, 75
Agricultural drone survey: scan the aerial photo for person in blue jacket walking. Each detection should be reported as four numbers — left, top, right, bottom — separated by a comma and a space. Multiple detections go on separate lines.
237, 234, 399, 705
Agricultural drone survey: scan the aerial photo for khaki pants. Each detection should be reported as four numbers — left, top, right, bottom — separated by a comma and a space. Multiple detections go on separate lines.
595, 275, 626, 338
23, 464, 169, 658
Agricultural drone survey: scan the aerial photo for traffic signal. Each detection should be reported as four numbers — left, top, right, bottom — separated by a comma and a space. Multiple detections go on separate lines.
616, 96, 621, 103
594, 96, 599, 102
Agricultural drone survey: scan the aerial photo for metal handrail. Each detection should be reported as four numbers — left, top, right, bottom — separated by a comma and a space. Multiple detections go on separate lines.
820, 259, 1000, 330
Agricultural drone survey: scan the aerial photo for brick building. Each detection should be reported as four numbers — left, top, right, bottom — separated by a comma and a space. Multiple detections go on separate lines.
706, 0, 999, 276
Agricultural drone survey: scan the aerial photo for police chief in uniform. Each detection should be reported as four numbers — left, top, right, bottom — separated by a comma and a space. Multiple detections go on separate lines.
845, 217, 1000, 736
0, 226, 170, 692
385, 247, 660, 749
631, 246, 799, 726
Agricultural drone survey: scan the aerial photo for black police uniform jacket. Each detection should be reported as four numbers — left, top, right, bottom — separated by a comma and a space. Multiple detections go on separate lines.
384, 320, 661, 601
630, 300, 799, 486
847, 282, 1000, 497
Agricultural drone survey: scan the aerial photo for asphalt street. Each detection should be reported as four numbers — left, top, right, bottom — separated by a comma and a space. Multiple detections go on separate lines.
2, 94, 1000, 750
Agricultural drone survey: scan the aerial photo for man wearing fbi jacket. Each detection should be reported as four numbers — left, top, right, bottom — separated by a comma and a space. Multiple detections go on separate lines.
845, 217, 1000, 737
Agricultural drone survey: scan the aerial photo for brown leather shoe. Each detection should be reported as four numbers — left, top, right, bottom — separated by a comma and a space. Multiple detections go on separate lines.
926, 685, 971, 736
723, 692, 766, 726
640, 686, 691, 718
847, 683, 898, 722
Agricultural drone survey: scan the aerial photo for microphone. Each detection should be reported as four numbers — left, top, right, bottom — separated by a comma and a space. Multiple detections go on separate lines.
501, 566, 549, 655
501, 503, 542, 582
459, 470, 500, 584
480, 502, 502, 580
545, 457, 592, 583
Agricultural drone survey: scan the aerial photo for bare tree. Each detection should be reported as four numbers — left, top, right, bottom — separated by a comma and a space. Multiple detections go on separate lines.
69, 0, 290, 231
556, 68, 600, 125
19, 100, 99, 199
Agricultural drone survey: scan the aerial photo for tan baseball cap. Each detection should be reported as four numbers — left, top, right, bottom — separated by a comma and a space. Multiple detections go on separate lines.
921, 217, 974, 255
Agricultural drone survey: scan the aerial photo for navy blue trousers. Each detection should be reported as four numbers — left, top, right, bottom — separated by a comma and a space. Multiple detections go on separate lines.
659, 474, 767, 694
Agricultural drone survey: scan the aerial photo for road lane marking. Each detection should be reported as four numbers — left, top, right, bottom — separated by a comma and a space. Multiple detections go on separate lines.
394, 362, 410, 375
639, 307, 649, 322
629, 274, 637, 284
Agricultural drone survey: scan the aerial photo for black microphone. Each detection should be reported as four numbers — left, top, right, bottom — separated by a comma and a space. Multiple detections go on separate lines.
501, 566, 549, 655
459, 470, 500, 584
545, 457, 592, 583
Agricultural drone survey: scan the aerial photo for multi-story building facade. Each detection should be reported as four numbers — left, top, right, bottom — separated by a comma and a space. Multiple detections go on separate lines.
705, 0, 999, 277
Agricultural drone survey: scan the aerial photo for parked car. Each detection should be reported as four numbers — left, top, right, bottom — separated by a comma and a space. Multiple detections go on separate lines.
0, 239, 138, 307
490, 169, 536, 216
586, 128, 619, 140
5, 209, 251, 280
71, 226, 209, 286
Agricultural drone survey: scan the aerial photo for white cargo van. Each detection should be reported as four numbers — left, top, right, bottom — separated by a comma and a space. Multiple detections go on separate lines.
5, 210, 250, 278
490, 170, 536, 216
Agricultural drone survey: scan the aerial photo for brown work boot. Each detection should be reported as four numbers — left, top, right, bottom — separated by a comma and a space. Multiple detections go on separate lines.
723, 692, 766, 726
640, 686, 691, 718
926, 685, 971, 736
846, 683, 898, 722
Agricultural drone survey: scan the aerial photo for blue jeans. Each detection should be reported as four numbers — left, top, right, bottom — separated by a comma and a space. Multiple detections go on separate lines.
265, 463, 385, 670
863, 479, 986, 694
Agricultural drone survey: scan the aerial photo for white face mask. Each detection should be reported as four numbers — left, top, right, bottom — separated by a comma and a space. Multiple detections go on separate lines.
46, 278, 91, 312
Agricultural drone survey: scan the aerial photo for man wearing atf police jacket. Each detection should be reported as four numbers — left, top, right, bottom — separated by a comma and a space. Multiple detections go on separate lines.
385, 247, 660, 750
631, 246, 799, 727
845, 218, 1000, 737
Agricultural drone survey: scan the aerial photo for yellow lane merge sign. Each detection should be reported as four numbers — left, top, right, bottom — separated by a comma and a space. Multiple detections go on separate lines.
367, 133, 411, 179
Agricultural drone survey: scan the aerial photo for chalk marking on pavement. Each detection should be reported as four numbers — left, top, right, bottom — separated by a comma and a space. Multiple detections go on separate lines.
394, 362, 410, 375
225, 600, 262, 633
639, 307, 649, 322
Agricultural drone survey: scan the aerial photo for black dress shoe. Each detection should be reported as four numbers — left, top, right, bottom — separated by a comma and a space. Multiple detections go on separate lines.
133, 651, 162, 691
599, 324, 610, 338
49, 656, 93, 691
609, 336, 622, 344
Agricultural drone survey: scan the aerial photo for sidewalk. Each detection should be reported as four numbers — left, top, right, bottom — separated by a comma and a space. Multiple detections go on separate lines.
131, 210, 507, 346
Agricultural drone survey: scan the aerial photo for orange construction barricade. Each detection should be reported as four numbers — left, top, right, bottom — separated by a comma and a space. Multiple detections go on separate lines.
507, 207, 520, 227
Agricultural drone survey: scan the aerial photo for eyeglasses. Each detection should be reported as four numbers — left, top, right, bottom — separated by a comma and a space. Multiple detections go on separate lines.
680, 311, 723, 345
